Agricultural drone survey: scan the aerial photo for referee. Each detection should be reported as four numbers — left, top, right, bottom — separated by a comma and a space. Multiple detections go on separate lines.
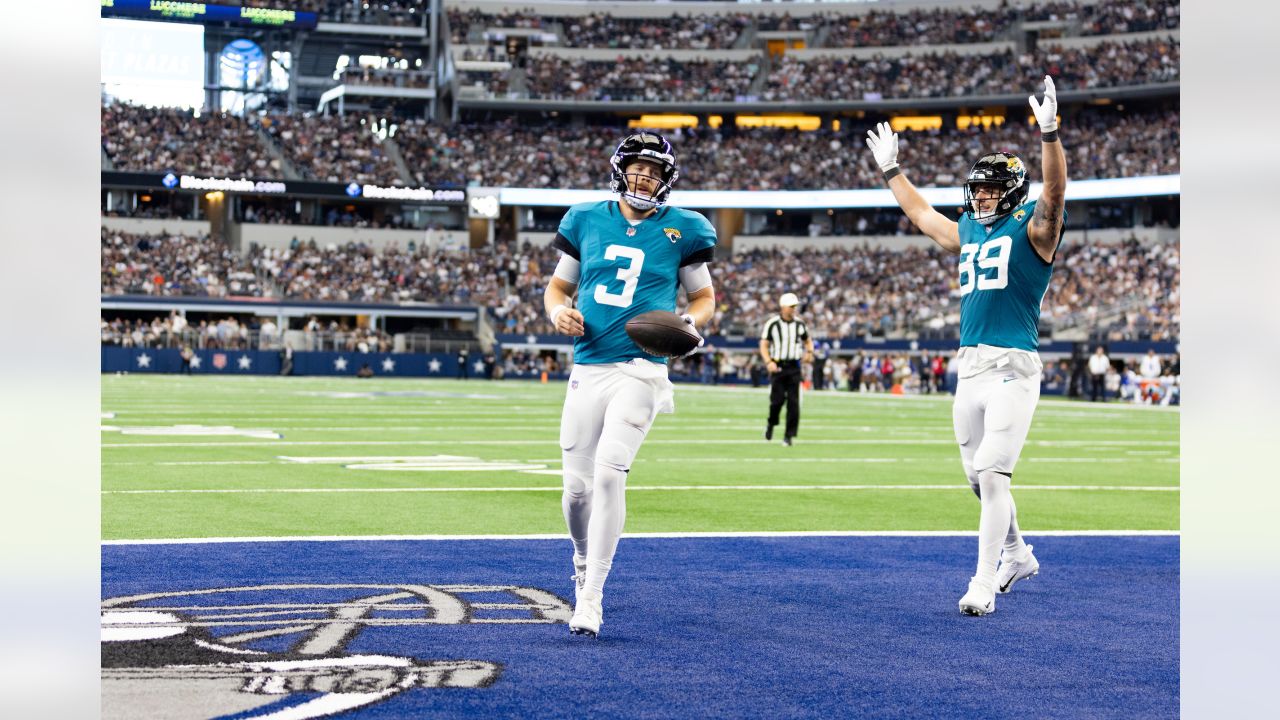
760, 292, 813, 446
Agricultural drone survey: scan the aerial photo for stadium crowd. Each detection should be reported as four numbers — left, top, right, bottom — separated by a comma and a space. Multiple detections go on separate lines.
524, 55, 759, 102
760, 38, 1178, 102
103, 100, 1179, 190
101, 229, 1180, 344
101, 103, 280, 178
100, 228, 262, 298
389, 107, 1178, 191
449, 1, 1178, 51
551, 12, 752, 50
261, 114, 399, 184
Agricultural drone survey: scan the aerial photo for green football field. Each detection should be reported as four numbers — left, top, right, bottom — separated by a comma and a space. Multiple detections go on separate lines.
101, 374, 1179, 540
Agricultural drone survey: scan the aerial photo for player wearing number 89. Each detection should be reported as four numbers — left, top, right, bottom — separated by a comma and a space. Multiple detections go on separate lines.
543, 132, 717, 637
866, 76, 1067, 616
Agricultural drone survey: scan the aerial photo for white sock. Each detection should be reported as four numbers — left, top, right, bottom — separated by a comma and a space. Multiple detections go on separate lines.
561, 453, 593, 559
975, 470, 1013, 588
1003, 495, 1029, 561
584, 464, 627, 597
563, 492, 591, 560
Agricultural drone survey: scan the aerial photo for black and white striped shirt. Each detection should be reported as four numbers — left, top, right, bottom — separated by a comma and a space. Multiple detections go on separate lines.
761, 315, 809, 362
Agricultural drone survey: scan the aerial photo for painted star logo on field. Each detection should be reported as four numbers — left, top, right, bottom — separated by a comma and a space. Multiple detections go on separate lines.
188, 355, 202, 369
428, 358, 442, 373
334, 357, 348, 371
136, 353, 151, 368
473, 360, 486, 374
381, 358, 396, 373
237, 356, 252, 370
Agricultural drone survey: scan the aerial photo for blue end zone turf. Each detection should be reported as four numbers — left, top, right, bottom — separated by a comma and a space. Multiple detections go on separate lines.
102, 536, 1178, 719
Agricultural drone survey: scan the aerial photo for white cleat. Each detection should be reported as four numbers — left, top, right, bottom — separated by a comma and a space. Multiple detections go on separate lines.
958, 577, 996, 616
996, 544, 1040, 594
569, 590, 603, 638
571, 555, 587, 602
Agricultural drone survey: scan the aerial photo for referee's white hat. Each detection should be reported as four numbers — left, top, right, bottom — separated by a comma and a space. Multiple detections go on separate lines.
779, 292, 800, 307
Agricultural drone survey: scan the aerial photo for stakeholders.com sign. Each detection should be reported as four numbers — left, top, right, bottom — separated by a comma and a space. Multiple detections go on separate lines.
179, 175, 288, 194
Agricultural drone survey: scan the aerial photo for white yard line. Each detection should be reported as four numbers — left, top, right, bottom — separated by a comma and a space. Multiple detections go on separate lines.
102, 438, 1178, 449
101, 456, 1177, 467
103, 484, 1179, 495
102, 529, 1181, 545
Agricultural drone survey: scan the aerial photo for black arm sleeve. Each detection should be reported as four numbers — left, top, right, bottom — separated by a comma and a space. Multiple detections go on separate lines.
679, 246, 715, 267
552, 233, 579, 261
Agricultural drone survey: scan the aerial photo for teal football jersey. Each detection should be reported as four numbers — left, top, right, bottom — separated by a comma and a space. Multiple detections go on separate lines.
554, 201, 717, 364
956, 199, 1065, 351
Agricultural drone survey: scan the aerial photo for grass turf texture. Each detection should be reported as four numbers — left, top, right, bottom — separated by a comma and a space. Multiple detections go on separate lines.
102, 375, 1178, 540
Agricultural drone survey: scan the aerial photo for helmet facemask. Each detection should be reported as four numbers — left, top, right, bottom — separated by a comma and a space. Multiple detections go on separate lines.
609, 133, 679, 211
963, 152, 1029, 225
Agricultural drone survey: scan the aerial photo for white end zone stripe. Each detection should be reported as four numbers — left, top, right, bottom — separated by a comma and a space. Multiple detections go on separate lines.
103, 530, 1180, 545
102, 484, 1180, 494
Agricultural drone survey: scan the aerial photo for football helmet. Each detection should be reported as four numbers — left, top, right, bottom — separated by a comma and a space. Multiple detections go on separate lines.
964, 151, 1029, 225
609, 132, 679, 211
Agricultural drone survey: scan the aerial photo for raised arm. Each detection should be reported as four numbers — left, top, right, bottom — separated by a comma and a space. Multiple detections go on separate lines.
1027, 75, 1067, 263
866, 122, 961, 254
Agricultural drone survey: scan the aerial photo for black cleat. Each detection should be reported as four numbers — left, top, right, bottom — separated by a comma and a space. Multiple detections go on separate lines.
765, 425, 774, 441
782, 437, 793, 447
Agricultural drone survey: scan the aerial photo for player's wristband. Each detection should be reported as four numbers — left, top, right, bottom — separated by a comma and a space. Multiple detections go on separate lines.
1041, 130, 1059, 143
882, 166, 902, 182
548, 304, 568, 325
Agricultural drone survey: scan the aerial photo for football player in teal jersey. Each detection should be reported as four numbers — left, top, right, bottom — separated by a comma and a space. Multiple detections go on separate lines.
542, 132, 717, 637
866, 76, 1067, 616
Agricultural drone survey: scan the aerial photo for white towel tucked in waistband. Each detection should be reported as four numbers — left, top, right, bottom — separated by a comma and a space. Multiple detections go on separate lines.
956, 344, 1043, 380
615, 358, 676, 414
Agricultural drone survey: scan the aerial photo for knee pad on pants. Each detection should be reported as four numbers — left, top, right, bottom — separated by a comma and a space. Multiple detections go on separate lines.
562, 453, 594, 496
596, 440, 635, 473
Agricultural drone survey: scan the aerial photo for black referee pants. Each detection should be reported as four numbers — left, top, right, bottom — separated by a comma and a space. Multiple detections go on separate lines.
767, 363, 802, 440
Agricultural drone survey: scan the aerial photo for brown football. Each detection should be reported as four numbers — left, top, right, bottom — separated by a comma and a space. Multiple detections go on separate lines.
624, 310, 701, 358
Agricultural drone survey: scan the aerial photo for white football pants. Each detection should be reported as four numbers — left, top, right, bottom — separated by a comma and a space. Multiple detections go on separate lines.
952, 347, 1042, 588
559, 362, 668, 598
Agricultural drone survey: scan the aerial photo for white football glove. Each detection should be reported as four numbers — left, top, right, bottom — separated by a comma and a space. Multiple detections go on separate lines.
864, 121, 899, 172
679, 313, 705, 359
1028, 75, 1058, 133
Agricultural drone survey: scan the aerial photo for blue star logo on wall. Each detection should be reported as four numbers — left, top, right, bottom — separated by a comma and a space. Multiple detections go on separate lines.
136, 353, 151, 368
237, 356, 253, 370
161, 172, 178, 189
427, 358, 442, 373
345, 183, 362, 197
381, 358, 396, 373
189, 355, 202, 370
334, 357, 348, 371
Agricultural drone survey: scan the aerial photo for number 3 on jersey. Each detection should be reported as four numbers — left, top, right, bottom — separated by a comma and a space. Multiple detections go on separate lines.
594, 244, 646, 308
958, 235, 1011, 295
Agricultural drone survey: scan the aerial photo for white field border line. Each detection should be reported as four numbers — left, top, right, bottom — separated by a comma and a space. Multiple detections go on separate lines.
103, 438, 1178, 449
103, 484, 1180, 495
102, 529, 1182, 545
101, 456, 1178, 467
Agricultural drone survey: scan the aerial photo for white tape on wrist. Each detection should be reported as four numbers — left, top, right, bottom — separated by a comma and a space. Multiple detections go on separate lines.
549, 304, 569, 325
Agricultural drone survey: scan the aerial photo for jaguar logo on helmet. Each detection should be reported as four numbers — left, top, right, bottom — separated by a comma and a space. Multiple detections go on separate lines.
964, 150, 1029, 226
609, 133, 680, 212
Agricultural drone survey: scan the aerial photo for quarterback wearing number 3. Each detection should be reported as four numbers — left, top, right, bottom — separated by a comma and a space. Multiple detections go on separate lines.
543, 133, 717, 637
867, 76, 1067, 616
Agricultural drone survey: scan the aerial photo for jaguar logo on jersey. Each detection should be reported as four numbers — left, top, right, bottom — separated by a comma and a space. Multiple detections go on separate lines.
1013, 209, 1027, 222
663, 227, 682, 243
101, 583, 572, 719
